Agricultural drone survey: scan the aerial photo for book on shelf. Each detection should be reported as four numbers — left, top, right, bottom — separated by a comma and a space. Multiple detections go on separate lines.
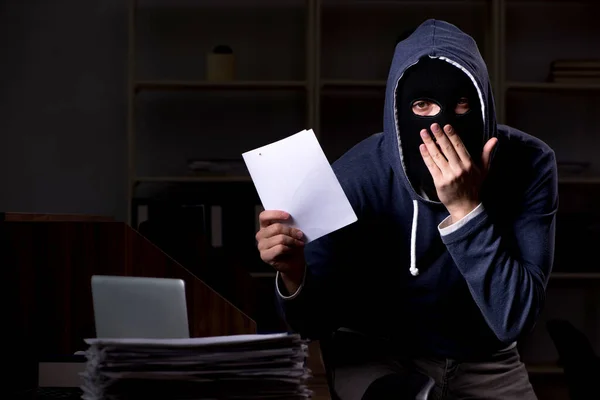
548, 58, 600, 84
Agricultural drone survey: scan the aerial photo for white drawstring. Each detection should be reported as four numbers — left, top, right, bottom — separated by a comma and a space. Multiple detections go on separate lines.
410, 199, 419, 276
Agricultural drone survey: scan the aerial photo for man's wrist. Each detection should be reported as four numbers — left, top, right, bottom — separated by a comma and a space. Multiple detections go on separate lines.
276, 265, 306, 300
281, 272, 302, 295
448, 201, 479, 223
439, 202, 485, 236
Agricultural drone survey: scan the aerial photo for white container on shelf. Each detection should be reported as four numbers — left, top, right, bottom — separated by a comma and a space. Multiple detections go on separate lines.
206, 45, 235, 81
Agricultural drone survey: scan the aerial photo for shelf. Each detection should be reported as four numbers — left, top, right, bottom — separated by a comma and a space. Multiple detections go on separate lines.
526, 364, 563, 375
321, 79, 386, 88
137, 0, 307, 9
320, 80, 387, 97
558, 176, 600, 184
135, 80, 307, 92
507, 0, 597, 6
550, 272, 600, 280
134, 176, 252, 183
506, 82, 600, 91
322, 0, 486, 7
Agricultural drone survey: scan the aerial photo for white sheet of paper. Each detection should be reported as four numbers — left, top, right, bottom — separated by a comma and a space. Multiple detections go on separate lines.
242, 129, 357, 243
84, 333, 292, 347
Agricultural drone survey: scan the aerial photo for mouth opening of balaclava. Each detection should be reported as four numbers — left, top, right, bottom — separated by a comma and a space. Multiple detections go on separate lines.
395, 56, 484, 202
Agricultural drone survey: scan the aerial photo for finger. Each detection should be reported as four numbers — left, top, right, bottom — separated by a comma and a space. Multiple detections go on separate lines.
259, 210, 290, 229
261, 244, 294, 265
431, 123, 461, 168
481, 137, 498, 174
420, 128, 449, 173
443, 124, 471, 164
256, 222, 303, 242
419, 144, 442, 180
264, 223, 303, 241
260, 234, 305, 252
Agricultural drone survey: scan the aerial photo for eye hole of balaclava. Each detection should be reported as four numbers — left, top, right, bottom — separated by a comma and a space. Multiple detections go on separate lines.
395, 56, 484, 200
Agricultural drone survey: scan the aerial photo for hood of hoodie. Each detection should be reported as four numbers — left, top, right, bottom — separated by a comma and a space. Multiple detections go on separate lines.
383, 19, 498, 203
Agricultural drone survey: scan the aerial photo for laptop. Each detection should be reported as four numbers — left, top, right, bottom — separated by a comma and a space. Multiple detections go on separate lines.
91, 275, 190, 339
33, 275, 189, 395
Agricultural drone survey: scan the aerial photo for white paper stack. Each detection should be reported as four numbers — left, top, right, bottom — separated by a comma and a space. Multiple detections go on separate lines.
79, 333, 312, 400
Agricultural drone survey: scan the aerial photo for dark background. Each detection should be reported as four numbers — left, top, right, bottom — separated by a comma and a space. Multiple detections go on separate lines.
1, 1, 599, 398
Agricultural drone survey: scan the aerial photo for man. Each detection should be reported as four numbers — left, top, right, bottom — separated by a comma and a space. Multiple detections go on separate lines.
255, 19, 557, 399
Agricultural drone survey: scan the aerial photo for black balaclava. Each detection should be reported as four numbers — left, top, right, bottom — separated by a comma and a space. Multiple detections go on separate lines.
396, 56, 484, 201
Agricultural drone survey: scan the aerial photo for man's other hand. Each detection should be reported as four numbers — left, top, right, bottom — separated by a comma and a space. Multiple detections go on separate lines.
419, 123, 497, 223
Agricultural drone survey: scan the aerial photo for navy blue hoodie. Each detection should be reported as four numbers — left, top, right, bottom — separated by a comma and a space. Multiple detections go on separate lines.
276, 19, 558, 359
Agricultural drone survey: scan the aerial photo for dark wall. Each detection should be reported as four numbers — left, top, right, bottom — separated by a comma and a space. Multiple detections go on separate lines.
0, 1, 127, 221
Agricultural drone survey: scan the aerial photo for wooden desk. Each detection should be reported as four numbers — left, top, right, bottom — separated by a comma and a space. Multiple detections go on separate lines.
2, 213, 256, 393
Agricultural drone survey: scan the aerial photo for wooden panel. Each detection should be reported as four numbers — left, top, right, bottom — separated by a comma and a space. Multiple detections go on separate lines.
1, 212, 114, 222
2, 216, 255, 393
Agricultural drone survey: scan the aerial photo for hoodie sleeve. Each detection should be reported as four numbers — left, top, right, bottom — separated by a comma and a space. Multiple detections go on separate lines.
437, 149, 558, 344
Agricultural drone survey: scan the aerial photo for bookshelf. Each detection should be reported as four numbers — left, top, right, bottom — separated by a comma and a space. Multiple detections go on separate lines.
127, 0, 316, 224
126, 0, 600, 385
126, 0, 600, 207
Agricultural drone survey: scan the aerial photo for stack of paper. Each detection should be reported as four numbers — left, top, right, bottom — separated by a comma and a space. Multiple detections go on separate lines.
80, 333, 312, 400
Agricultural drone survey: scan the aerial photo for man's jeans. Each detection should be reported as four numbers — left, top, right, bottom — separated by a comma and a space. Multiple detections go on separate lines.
329, 330, 537, 400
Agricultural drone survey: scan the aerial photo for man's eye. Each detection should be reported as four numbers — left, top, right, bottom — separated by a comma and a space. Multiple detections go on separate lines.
455, 98, 471, 115
412, 100, 440, 116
